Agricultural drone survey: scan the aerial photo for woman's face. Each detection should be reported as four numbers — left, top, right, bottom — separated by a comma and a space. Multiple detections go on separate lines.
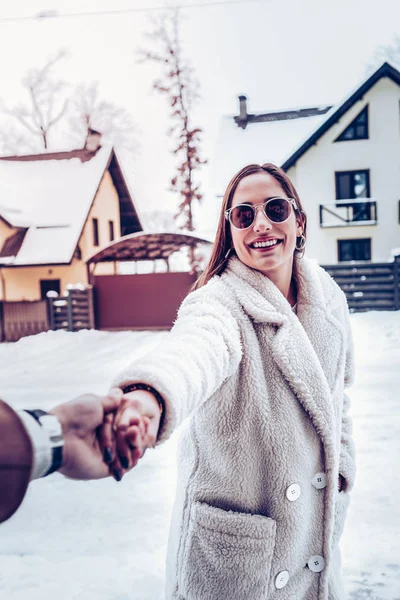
229, 172, 303, 281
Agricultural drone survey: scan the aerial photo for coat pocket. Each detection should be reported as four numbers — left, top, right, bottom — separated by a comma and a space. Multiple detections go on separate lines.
179, 501, 276, 600
333, 490, 350, 544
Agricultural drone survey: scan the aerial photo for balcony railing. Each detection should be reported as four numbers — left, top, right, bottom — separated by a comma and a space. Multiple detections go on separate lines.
319, 199, 377, 228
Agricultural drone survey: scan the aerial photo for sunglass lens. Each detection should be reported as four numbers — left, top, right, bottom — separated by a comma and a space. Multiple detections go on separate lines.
265, 198, 290, 222
230, 205, 254, 229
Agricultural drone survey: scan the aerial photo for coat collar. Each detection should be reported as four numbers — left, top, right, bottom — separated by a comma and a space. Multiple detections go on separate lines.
222, 255, 328, 324
221, 257, 344, 468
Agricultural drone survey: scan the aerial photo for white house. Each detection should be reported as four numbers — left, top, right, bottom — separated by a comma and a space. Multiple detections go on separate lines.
212, 61, 400, 264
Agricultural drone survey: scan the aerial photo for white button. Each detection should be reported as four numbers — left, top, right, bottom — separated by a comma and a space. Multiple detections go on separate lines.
286, 483, 301, 501
312, 472, 327, 490
307, 555, 325, 573
275, 570, 290, 589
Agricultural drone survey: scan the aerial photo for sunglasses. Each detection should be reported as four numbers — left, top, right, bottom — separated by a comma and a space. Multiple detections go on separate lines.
225, 197, 298, 230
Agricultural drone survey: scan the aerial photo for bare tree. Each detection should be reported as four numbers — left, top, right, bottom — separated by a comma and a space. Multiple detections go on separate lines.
141, 209, 176, 232
67, 82, 139, 152
0, 50, 69, 151
0, 122, 39, 155
139, 10, 207, 268
367, 34, 400, 73
0, 50, 139, 155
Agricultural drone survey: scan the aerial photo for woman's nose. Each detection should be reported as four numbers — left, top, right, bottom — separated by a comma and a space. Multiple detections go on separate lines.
253, 206, 272, 232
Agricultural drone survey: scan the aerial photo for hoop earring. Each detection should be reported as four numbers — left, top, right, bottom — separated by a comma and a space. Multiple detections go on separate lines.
295, 234, 306, 256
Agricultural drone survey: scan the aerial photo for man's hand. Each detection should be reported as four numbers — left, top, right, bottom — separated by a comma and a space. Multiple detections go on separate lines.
50, 388, 123, 480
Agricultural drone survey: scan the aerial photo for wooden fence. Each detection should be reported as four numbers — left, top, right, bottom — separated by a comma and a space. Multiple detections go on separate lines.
322, 255, 400, 312
0, 286, 94, 343
47, 286, 95, 332
0, 299, 49, 342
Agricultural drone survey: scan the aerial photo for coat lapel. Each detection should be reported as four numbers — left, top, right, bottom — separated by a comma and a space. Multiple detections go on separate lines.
223, 257, 344, 467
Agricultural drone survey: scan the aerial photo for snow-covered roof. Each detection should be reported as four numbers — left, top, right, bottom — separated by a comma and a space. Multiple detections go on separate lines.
212, 61, 400, 197
0, 146, 113, 266
211, 107, 329, 197
282, 61, 400, 170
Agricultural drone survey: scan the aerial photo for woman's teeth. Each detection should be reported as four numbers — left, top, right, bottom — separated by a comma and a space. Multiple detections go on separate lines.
252, 239, 279, 248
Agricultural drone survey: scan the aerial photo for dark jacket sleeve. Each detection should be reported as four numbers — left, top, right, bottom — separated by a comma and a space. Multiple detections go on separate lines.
0, 400, 33, 524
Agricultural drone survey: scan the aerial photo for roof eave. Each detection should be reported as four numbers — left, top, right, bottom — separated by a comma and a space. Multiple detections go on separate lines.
281, 61, 400, 171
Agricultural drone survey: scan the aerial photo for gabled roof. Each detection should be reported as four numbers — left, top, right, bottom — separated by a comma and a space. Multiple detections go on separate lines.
0, 146, 143, 266
281, 61, 400, 170
212, 61, 400, 196
211, 104, 331, 196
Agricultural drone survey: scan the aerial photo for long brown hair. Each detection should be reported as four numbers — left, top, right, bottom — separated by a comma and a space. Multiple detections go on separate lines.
193, 163, 307, 290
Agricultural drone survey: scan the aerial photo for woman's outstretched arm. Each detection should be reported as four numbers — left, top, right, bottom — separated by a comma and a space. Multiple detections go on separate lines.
100, 278, 243, 476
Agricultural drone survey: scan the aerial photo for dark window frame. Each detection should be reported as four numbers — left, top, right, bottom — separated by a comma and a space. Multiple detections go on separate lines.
335, 169, 371, 200
335, 105, 369, 142
337, 238, 371, 262
92, 218, 99, 247
40, 279, 61, 299
109, 220, 115, 242
335, 169, 372, 222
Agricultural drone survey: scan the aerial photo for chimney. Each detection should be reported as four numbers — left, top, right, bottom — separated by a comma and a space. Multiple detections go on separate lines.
84, 128, 102, 153
236, 95, 248, 129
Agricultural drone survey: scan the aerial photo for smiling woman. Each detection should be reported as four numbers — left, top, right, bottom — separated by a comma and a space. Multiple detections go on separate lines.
100, 162, 355, 600
226, 169, 304, 306
193, 163, 307, 301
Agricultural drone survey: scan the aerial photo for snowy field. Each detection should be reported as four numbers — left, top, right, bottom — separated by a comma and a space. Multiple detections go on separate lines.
0, 311, 399, 600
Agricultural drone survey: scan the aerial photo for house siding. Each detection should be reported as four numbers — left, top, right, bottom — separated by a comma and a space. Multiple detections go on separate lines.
288, 77, 400, 264
79, 169, 121, 275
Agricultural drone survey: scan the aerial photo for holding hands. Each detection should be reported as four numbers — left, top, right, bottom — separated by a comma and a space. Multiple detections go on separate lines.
99, 385, 163, 481
51, 385, 162, 482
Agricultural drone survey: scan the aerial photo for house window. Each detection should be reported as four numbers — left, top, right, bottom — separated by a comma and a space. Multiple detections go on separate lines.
92, 218, 99, 246
109, 220, 115, 242
338, 239, 371, 262
335, 105, 369, 141
335, 170, 371, 221
40, 279, 61, 299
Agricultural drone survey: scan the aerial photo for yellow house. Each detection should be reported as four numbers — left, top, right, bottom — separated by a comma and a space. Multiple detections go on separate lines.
0, 145, 142, 301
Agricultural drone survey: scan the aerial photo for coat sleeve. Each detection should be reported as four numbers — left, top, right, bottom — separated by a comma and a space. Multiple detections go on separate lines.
0, 400, 33, 523
339, 308, 356, 491
112, 279, 243, 444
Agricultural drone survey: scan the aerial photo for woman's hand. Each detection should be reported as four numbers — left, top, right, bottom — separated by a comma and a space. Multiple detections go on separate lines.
50, 388, 124, 480
98, 389, 162, 481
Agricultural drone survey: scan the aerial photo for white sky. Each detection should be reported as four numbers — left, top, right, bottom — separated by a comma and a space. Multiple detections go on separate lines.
0, 0, 399, 235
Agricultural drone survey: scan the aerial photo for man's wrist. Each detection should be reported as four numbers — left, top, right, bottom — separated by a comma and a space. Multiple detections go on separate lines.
22, 410, 64, 477
17, 411, 52, 479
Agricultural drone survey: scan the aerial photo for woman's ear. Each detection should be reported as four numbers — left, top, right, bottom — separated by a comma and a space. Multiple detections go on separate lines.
296, 211, 305, 236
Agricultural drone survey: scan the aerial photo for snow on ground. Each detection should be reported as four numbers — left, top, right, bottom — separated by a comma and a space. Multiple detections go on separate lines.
0, 311, 399, 599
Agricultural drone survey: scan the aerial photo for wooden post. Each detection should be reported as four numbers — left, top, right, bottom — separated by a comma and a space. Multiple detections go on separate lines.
67, 291, 73, 331
87, 286, 95, 329
0, 268, 6, 302
394, 254, 400, 311
0, 301, 4, 343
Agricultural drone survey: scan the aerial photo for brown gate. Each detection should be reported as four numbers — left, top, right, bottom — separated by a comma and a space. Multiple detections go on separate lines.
94, 272, 197, 330
87, 231, 212, 330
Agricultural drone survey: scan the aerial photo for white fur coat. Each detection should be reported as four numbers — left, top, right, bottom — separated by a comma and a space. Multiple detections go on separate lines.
115, 256, 355, 600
